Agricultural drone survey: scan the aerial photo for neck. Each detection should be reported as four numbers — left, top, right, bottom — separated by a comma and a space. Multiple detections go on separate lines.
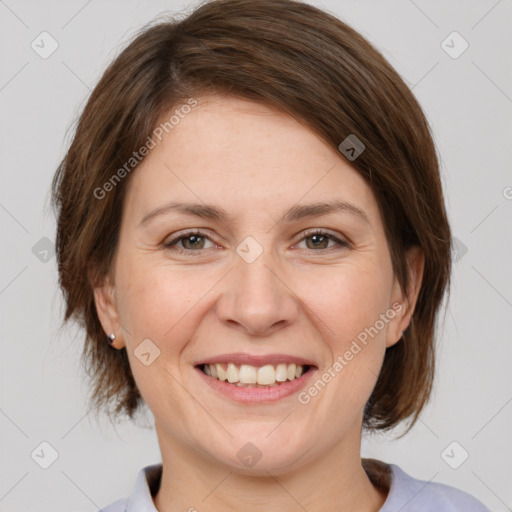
152, 423, 389, 512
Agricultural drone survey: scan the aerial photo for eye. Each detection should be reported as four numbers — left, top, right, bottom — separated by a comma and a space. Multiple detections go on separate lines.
163, 230, 216, 255
294, 229, 350, 251
163, 228, 350, 256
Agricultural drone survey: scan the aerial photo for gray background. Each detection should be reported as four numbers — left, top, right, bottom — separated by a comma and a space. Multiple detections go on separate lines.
1, 0, 511, 510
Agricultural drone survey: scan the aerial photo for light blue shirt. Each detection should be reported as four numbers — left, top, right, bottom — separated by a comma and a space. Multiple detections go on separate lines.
99, 462, 490, 511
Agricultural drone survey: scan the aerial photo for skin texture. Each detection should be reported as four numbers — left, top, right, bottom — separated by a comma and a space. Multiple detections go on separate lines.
94, 94, 424, 512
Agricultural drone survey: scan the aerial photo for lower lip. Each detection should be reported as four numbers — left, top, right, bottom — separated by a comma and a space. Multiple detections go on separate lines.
194, 366, 317, 403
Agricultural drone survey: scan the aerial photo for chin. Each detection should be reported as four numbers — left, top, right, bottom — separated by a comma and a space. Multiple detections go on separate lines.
208, 439, 310, 476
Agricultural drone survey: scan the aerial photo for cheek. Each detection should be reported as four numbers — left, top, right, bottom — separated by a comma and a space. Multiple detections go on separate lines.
114, 262, 200, 411
115, 259, 197, 351
305, 258, 394, 345
299, 260, 393, 408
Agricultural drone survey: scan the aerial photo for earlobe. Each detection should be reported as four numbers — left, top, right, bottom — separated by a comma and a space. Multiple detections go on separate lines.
92, 273, 122, 346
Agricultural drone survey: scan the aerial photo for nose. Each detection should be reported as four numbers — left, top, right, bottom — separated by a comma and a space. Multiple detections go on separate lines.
216, 247, 299, 337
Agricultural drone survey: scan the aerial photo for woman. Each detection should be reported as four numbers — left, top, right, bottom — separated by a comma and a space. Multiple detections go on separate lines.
51, 0, 490, 510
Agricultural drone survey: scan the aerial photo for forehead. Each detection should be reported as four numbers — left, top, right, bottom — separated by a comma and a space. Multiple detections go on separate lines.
123, 94, 379, 226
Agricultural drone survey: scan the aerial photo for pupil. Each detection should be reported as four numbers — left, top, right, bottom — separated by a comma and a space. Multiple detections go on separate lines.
185, 235, 203, 249
308, 234, 327, 249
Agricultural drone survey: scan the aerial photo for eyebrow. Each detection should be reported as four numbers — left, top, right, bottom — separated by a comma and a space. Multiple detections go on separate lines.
138, 200, 370, 228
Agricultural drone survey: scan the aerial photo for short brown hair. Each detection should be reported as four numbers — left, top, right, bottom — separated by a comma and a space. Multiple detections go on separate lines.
51, 0, 451, 433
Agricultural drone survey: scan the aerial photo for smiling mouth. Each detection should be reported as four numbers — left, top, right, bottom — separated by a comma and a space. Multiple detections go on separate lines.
196, 362, 314, 387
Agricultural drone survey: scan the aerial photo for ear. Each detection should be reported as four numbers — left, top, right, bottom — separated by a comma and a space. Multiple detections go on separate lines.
386, 245, 424, 348
91, 271, 125, 349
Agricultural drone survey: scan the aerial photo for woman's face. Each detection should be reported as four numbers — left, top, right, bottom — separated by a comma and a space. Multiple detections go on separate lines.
95, 94, 422, 474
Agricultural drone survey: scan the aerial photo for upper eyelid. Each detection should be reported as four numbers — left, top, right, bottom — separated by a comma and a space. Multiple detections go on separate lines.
165, 228, 349, 248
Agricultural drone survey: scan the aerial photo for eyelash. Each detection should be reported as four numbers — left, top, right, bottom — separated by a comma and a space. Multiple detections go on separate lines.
163, 229, 350, 255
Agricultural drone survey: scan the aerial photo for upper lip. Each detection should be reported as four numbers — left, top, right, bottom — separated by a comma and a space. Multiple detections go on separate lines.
194, 353, 318, 367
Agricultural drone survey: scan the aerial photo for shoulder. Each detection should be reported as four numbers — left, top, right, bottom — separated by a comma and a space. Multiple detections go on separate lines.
97, 463, 162, 512
382, 463, 490, 511
98, 497, 128, 512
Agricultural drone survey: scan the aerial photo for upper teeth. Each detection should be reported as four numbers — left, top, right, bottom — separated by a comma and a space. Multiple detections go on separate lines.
203, 363, 305, 385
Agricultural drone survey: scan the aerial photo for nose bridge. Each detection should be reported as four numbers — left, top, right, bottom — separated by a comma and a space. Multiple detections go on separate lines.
217, 237, 298, 335
238, 246, 279, 299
